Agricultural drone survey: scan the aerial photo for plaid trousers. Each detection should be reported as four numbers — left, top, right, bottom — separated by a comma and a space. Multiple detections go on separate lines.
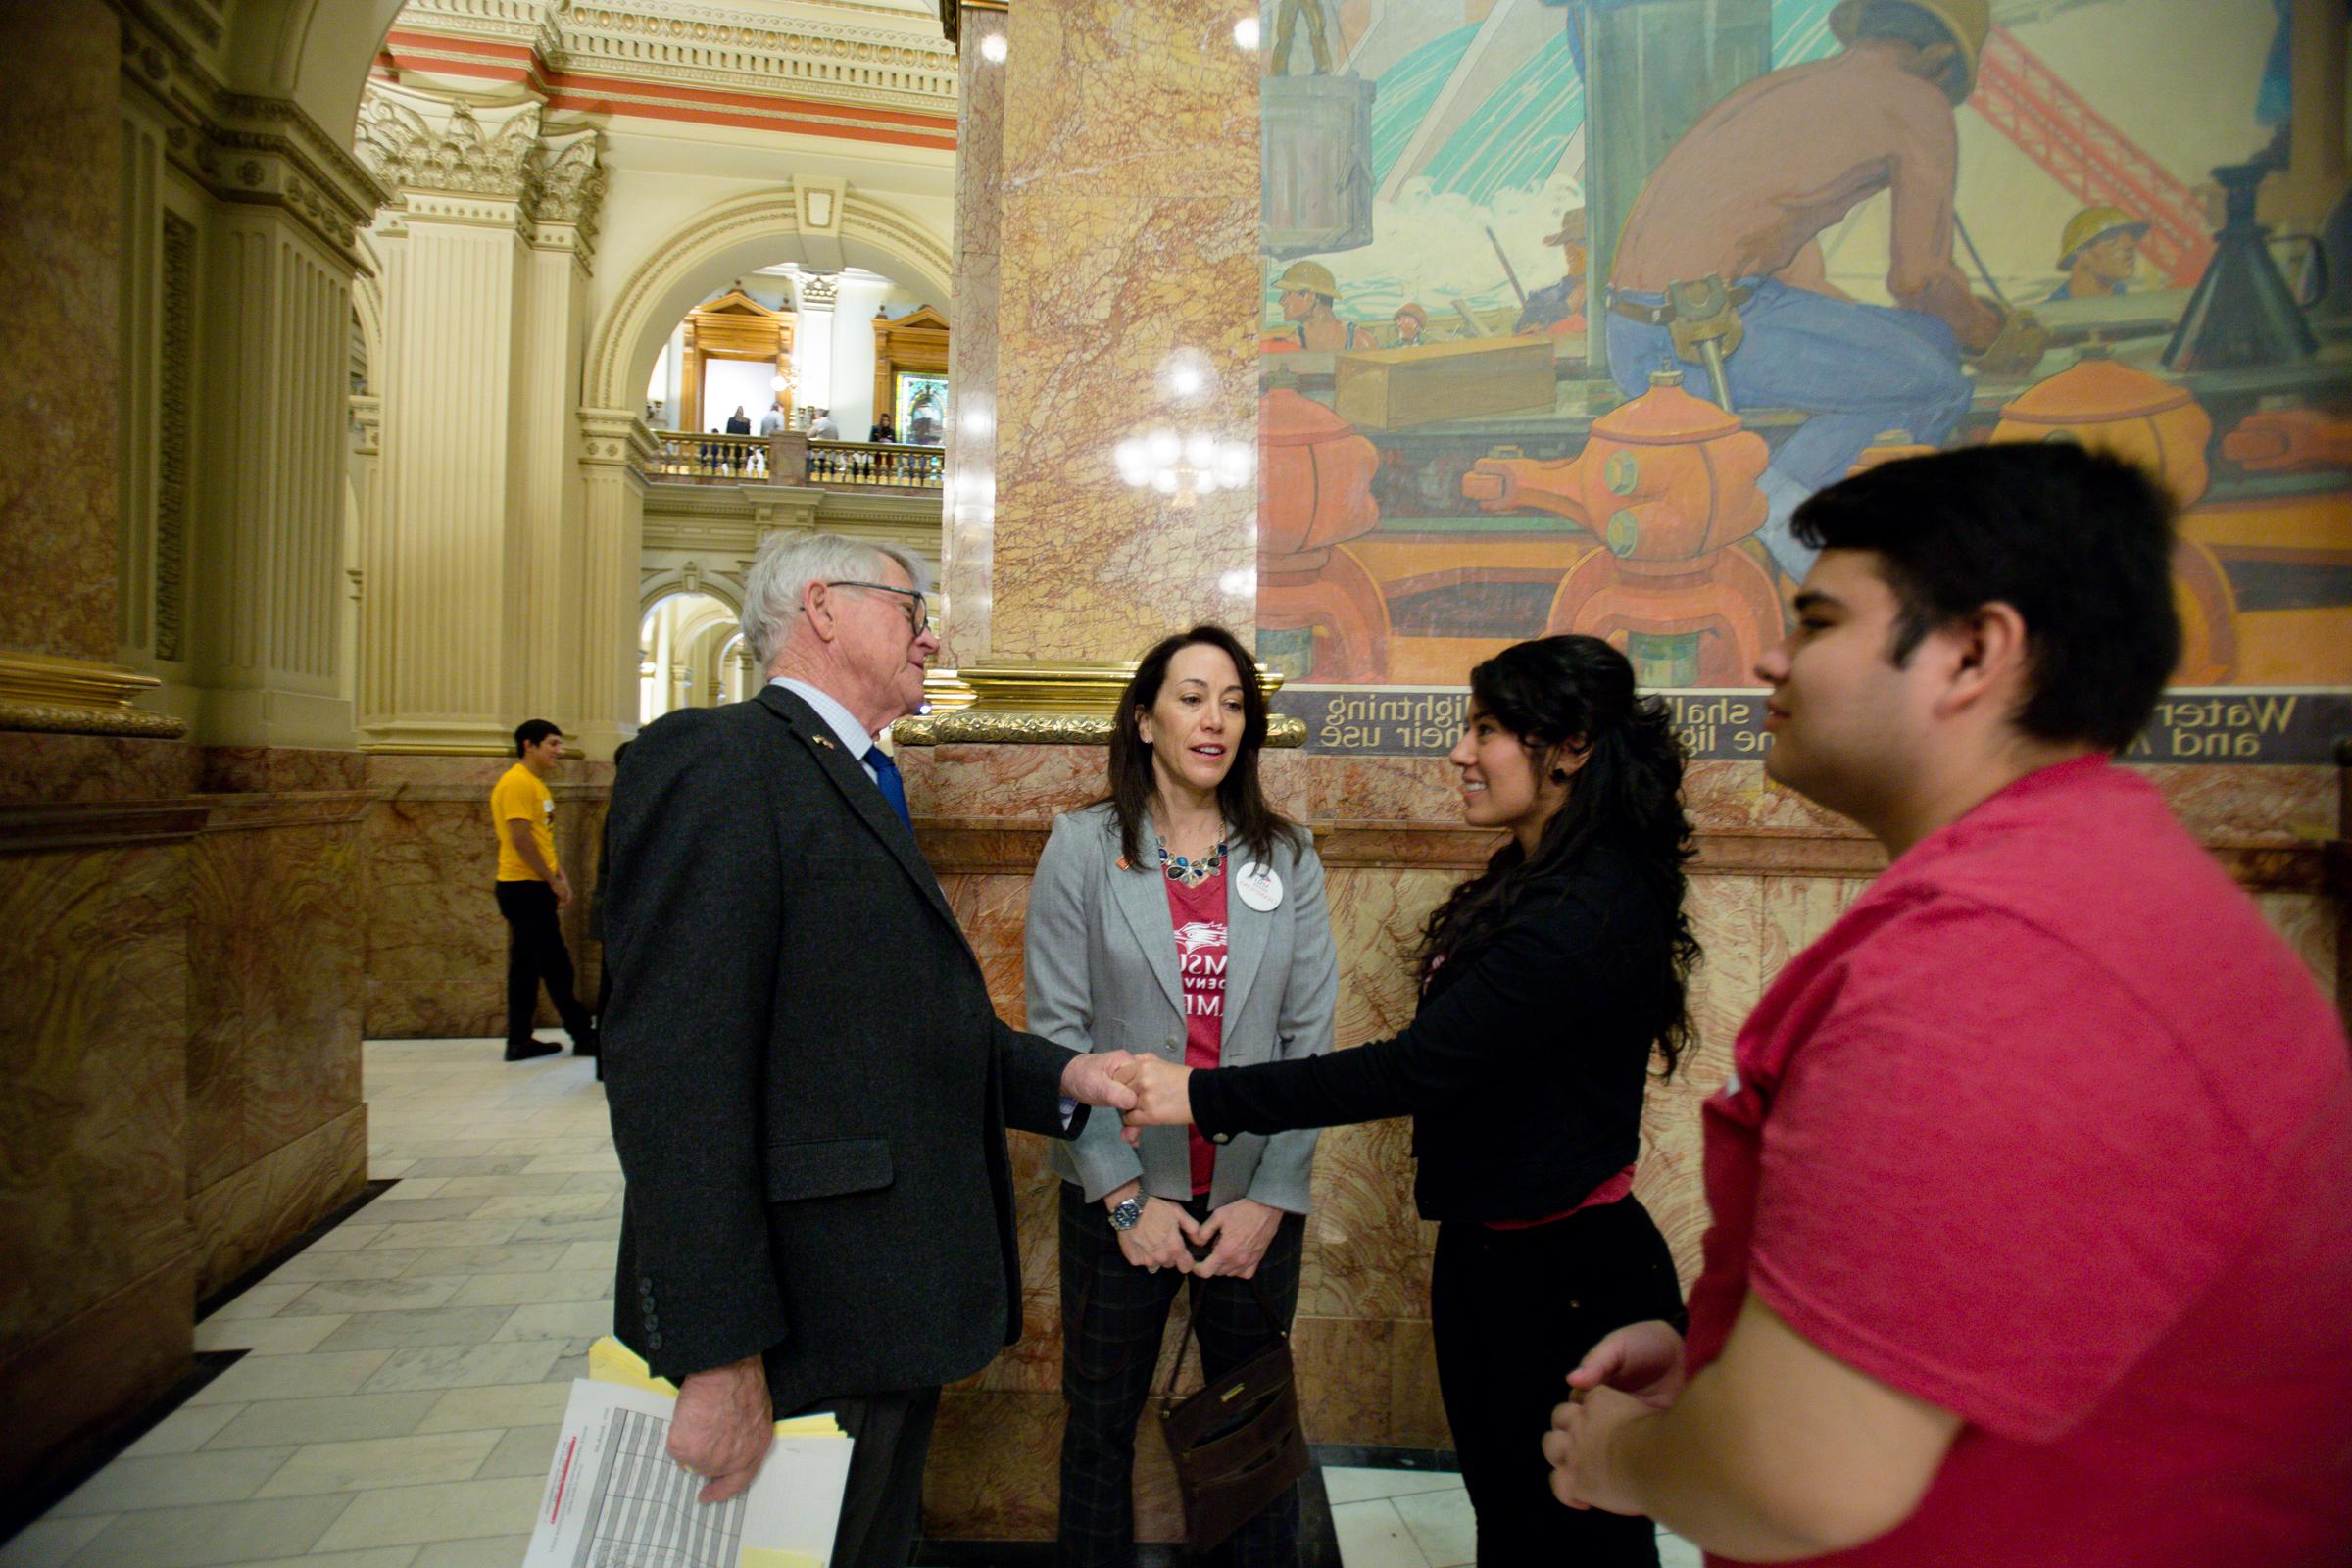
1056, 1181, 1306, 1568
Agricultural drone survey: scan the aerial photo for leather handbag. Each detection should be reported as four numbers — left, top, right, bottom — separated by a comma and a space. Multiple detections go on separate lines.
1155, 1277, 1311, 1553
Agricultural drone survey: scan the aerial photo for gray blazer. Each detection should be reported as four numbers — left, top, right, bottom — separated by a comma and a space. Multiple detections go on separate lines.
1025, 803, 1337, 1213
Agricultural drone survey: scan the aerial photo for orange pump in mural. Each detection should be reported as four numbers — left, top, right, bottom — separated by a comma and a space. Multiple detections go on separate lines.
1257, 384, 1390, 682
1461, 372, 1784, 687
1985, 349, 2238, 684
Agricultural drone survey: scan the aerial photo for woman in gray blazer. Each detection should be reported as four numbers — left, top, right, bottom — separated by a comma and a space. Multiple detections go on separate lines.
1026, 624, 1338, 1568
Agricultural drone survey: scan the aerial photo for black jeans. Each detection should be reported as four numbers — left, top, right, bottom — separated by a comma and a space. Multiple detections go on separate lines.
492, 879, 594, 1048
1057, 1183, 1305, 1568
1430, 1198, 1686, 1568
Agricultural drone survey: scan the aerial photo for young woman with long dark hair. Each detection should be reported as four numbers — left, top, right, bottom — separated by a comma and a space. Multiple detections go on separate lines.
1025, 624, 1339, 1568
1119, 634, 1700, 1566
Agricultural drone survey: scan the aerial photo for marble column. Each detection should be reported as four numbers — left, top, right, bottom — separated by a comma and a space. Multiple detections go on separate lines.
983, 0, 1261, 662
940, 3, 1006, 666
913, 0, 1264, 1543
0, 0, 181, 738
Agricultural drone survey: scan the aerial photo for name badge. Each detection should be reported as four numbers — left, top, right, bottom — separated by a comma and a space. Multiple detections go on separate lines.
1235, 862, 1282, 912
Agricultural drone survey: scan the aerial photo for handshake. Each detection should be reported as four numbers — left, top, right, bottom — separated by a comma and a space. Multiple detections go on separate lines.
1056, 1051, 1198, 1140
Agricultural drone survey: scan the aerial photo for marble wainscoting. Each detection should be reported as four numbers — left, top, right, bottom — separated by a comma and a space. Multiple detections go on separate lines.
185, 768, 372, 1298
0, 737, 374, 1506
361, 757, 610, 1040
899, 745, 2345, 1544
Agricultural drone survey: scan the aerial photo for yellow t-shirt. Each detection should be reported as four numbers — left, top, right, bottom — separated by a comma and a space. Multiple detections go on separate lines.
491, 762, 559, 882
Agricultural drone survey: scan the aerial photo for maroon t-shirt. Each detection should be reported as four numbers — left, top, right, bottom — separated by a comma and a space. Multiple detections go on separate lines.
1164, 868, 1229, 1196
1685, 757, 2352, 1565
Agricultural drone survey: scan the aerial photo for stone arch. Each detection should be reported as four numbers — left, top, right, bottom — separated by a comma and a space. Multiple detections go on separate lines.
581, 187, 954, 415
638, 574, 745, 623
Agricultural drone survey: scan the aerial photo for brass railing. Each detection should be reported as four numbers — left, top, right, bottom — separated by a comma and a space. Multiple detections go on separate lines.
648, 431, 945, 489
808, 440, 944, 489
652, 430, 770, 482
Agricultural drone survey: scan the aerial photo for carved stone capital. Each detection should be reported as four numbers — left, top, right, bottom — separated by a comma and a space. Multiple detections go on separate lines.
358, 88, 544, 201
358, 84, 608, 246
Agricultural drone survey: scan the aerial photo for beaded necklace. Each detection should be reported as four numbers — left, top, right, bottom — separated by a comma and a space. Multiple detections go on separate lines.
1154, 825, 1230, 889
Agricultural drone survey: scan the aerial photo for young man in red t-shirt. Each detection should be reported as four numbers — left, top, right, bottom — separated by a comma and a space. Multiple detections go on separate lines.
1543, 443, 2352, 1565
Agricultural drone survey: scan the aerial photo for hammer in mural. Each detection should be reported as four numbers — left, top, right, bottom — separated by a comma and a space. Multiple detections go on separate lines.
1604, 0, 2048, 579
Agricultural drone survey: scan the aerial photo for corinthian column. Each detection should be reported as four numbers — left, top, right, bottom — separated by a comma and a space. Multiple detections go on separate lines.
354, 83, 610, 754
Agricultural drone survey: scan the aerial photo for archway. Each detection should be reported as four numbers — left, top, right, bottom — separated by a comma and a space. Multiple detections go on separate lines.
582, 187, 954, 419
638, 591, 743, 722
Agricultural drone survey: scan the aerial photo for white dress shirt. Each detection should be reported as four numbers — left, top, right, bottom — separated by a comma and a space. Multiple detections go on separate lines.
770, 676, 880, 779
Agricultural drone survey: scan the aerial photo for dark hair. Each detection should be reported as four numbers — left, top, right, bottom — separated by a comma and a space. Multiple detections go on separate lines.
1102, 625, 1303, 871
1416, 636, 1699, 1077
1791, 443, 2180, 752
1848, 1, 1968, 99
514, 718, 561, 757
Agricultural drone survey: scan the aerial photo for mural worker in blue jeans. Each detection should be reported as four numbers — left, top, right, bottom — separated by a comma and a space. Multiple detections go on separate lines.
1604, 0, 2044, 581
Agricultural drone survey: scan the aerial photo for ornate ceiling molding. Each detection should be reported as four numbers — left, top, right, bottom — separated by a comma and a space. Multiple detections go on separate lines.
384, 0, 959, 123
113, 6, 387, 263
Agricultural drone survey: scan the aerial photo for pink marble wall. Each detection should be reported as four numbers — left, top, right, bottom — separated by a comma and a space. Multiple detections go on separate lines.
186, 791, 371, 1295
362, 756, 610, 1039
0, 0, 118, 662
0, 737, 373, 1500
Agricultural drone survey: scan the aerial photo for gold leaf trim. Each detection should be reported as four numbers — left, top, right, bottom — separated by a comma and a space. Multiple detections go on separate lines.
0, 655, 187, 738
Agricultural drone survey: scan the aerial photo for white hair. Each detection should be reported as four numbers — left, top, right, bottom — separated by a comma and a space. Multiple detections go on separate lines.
740, 532, 932, 671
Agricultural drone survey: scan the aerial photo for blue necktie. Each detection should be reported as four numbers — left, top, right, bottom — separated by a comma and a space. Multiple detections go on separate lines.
865, 746, 911, 830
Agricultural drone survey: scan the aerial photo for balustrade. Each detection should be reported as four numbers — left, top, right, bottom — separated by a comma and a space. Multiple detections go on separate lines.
648, 431, 944, 489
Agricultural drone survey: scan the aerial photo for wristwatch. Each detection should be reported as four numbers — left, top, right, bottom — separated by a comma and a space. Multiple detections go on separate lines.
1107, 1197, 1144, 1232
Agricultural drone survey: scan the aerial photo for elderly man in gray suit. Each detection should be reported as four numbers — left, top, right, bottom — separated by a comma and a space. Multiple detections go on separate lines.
600, 532, 1138, 1568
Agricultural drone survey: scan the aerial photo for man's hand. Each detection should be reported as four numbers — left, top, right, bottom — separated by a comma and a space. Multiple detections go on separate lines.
669, 1354, 773, 1503
551, 869, 574, 909
1970, 304, 2048, 375
1544, 1382, 1655, 1515
1104, 1181, 1200, 1275
1114, 1056, 1194, 1130
1062, 1049, 1140, 1112
1567, 1318, 1688, 1410
1193, 1197, 1282, 1279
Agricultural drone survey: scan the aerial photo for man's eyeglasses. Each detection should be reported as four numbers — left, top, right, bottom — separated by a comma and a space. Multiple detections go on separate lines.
826, 580, 930, 634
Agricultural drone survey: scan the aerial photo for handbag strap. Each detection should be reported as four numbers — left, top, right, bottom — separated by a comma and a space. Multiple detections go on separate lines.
1160, 1271, 1289, 1398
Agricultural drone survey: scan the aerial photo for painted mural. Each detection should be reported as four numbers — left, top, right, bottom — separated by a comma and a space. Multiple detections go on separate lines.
1254, 0, 2352, 762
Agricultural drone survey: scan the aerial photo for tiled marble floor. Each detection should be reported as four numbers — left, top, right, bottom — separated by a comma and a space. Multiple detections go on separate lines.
1, 1039, 1703, 1568
1320, 1468, 1701, 1568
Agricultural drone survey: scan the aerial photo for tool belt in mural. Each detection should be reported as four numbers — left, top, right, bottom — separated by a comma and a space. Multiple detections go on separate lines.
1608, 274, 1754, 361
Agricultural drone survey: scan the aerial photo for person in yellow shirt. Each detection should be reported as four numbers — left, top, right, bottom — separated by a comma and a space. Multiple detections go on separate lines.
491, 719, 598, 1062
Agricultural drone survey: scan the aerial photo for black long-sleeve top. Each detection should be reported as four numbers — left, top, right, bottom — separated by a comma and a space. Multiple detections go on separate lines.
1188, 842, 1676, 1224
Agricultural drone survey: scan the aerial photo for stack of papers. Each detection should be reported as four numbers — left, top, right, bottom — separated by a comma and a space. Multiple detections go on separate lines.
521, 1338, 854, 1568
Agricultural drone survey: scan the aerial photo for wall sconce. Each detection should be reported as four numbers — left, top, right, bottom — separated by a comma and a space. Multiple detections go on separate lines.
1114, 429, 1254, 510
979, 31, 1007, 63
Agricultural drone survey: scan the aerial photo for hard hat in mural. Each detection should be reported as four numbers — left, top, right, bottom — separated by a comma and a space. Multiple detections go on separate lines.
1543, 209, 1589, 248
2057, 206, 2151, 269
1275, 261, 1340, 299
1829, 0, 1990, 102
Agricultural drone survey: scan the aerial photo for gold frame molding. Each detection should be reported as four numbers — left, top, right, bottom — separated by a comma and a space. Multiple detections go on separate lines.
895, 661, 1305, 747
0, 653, 187, 739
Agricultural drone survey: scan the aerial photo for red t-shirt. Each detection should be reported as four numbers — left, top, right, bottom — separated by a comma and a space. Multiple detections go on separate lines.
1164, 869, 1229, 1196
1685, 756, 2352, 1566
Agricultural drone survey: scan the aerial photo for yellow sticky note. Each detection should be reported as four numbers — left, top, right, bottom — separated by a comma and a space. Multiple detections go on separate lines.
587, 1338, 848, 1438
737, 1551, 822, 1568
